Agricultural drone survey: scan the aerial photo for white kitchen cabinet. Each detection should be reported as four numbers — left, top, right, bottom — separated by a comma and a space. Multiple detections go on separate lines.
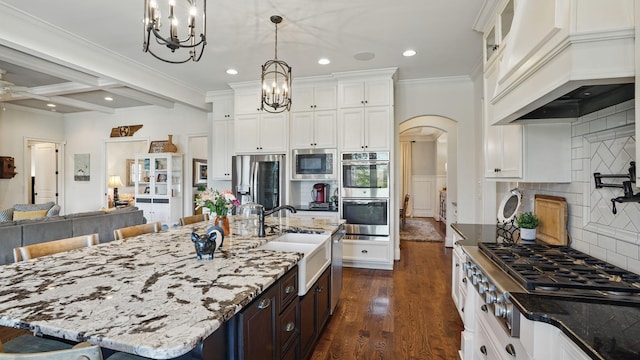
343, 239, 392, 270
134, 153, 183, 226
290, 110, 337, 149
291, 84, 337, 112
211, 92, 234, 121
451, 241, 467, 320
339, 106, 390, 152
234, 112, 287, 154
338, 79, 391, 108
519, 315, 590, 360
233, 86, 262, 115
483, 0, 514, 64
212, 119, 234, 180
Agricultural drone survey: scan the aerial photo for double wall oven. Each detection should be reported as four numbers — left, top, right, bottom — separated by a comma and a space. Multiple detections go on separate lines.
341, 152, 390, 240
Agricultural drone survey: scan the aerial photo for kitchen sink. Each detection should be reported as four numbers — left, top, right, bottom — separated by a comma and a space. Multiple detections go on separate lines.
271, 233, 329, 244
258, 233, 331, 296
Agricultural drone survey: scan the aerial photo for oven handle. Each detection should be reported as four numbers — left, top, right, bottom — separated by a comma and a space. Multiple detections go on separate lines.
341, 160, 389, 166
342, 199, 388, 205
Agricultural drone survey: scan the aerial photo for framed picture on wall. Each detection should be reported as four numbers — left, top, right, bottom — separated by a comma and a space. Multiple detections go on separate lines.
193, 158, 207, 186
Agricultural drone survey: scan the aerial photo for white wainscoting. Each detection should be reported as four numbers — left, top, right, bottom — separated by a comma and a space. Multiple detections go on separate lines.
411, 175, 435, 217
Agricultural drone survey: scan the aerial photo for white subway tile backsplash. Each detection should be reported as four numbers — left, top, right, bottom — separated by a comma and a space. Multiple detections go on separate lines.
516, 103, 638, 272
606, 112, 627, 129
617, 241, 639, 260
606, 251, 627, 269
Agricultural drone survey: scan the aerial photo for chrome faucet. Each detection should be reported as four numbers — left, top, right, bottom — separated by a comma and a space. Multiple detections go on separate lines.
258, 205, 297, 237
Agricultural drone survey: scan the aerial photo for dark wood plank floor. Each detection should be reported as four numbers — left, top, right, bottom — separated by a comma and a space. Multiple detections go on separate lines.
311, 218, 462, 360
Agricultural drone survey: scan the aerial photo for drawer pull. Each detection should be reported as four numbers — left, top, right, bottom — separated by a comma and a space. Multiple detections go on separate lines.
257, 298, 271, 309
480, 345, 487, 356
284, 321, 295, 332
505, 344, 516, 357
361, 249, 368, 254
316, 285, 324, 293
284, 285, 295, 294
481, 304, 488, 312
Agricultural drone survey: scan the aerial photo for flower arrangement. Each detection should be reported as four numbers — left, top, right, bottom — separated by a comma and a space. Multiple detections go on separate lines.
195, 189, 240, 217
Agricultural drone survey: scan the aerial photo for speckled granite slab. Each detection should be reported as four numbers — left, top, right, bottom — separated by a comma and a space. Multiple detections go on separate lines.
0, 216, 340, 359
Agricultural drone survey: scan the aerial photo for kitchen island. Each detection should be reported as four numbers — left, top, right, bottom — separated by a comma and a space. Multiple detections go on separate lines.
0, 216, 340, 359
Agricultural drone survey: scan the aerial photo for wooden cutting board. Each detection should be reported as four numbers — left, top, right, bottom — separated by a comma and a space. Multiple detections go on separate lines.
534, 194, 569, 246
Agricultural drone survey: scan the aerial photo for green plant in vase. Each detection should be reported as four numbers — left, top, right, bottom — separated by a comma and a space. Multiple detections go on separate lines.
516, 212, 540, 241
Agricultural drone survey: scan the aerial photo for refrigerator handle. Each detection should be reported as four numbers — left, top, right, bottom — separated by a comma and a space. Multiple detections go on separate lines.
251, 160, 259, 204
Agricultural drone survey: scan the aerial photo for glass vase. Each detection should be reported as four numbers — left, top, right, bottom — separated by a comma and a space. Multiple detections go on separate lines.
215, 215, 230, 237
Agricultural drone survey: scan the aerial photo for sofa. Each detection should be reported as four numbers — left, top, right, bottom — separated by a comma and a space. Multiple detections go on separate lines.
0, 207, 145, 265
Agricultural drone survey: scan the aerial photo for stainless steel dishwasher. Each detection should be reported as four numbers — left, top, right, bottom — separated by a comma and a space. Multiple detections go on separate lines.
330, 225, 345, 314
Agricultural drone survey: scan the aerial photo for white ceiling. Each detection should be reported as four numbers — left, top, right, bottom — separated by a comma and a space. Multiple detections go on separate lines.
0, 0, 486, 114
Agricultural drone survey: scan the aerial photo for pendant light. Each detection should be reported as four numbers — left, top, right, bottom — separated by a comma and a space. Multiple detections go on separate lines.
143, 0, 207, 64
261, 15, 292, 113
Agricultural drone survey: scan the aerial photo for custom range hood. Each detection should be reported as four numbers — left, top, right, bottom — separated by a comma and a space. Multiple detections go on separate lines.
489, 1, 635, 125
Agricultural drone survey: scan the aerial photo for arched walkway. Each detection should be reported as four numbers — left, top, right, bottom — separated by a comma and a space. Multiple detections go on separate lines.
396, 116, 458, 258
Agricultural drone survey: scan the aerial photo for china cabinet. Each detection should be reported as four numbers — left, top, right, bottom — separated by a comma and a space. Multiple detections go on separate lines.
134, 153, 183, 226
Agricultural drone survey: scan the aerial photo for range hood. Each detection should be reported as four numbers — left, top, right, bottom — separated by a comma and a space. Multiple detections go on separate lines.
518, 83, 635, 121
489, 0, 635, 125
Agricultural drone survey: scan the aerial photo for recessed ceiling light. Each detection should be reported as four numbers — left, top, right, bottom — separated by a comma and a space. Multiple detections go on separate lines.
403, 49, 416, 57
46, 103, 56, 107
104, 97, 113, 101
226, 69, 238, 75
354, 52, 375, 61
318, 58, 330, 65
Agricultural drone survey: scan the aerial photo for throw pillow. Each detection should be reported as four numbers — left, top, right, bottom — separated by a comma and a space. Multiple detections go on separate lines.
47, 204, 61, 217
13, 209, 49, 220
13, 202, 55, 212
0, 208, 14, 222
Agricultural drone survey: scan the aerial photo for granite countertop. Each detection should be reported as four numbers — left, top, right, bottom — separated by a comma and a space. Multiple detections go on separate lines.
451, 223, 640, 360
0, 216, 340, 359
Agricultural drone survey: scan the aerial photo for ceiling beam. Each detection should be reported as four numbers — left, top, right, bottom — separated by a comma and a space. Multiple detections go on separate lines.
106, 87, 175, 109
48, 96, 115, 114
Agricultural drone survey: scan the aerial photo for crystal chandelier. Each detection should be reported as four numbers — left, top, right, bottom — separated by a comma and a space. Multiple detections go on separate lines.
143, 0, 207, 64
261, 15, 292, 113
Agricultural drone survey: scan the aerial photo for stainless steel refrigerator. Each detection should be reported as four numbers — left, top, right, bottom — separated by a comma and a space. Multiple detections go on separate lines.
231, 154, 286, 211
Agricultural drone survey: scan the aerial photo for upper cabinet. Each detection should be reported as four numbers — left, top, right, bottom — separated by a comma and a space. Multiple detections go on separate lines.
483, 0, 514, 63
211, 119, 234, 180
235, 112, 287, 154
212, 93, 234, 121
291, 83, 337, 112
479, 0, 635, 125
338, 79, 391, 108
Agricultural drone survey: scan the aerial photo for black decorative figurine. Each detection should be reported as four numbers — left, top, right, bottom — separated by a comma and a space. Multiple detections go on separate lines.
191, 226, 224, 260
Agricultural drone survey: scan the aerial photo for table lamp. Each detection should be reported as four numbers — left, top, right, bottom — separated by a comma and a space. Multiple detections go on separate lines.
108, 175, 124, 202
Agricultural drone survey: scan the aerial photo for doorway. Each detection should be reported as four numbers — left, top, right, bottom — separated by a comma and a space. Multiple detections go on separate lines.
398, 116, 458, 248
25, 138, 64, 211
185, 134, 208, 216
104, 139, 148, 208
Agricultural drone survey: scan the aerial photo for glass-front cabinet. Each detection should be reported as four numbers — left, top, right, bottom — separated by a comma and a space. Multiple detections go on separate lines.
134, 153, 183, 226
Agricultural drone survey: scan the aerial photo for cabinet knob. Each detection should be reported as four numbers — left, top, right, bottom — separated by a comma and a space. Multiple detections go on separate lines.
361, 249, 368, 254
316, 285, 324, 293
505, 344, 516, 357
284, 285, 295, 294
481, 304, 488, 313
480, 345, 487, 356
364, 100, 368, 104
257, 298, 271, 309
462, 278, 467, 283
284, 321, 295, 332
360, 100, 364, 104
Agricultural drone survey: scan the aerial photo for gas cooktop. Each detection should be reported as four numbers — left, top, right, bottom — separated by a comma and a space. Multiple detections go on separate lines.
479, 242, 640, 304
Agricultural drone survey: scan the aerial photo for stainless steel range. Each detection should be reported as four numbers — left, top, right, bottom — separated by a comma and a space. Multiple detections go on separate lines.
478, 242, 640, 305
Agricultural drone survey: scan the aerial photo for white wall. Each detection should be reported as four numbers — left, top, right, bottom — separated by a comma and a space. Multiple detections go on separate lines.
0, 105, 65, 210
395, 76, 481, 224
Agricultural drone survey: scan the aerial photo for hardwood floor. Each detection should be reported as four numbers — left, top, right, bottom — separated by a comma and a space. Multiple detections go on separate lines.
311, 219, 463, 359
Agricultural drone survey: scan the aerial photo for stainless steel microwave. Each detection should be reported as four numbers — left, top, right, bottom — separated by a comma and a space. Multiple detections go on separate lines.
292, 149, 337, 180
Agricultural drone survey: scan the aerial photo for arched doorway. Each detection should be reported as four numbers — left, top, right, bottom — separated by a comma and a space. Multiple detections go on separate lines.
397, 115, 457, 251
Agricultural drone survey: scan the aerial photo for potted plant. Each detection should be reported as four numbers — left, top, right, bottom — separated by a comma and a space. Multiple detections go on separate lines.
516, 212, 540, 241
